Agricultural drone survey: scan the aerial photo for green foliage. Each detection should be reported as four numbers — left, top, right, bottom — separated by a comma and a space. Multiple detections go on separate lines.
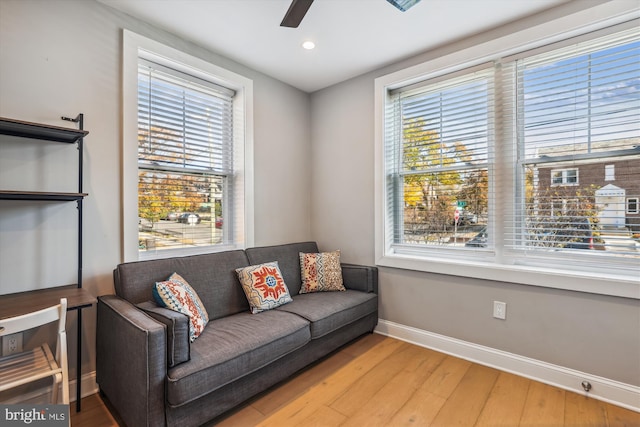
456, 169, 488, 217
137, 125, 218, 223
401, 117, 484, 240
138, 171, 209, 222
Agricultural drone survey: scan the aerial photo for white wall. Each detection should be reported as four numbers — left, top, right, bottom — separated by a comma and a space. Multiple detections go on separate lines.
0, 0, 311, 382
310, 1, 640, 388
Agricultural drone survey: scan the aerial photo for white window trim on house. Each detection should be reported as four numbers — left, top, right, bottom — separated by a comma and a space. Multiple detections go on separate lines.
628, 198, 640, 215
550, 168, 579, 187
122, 30, 254, 262
605, 164, 615, 181
374, 4, 640, 299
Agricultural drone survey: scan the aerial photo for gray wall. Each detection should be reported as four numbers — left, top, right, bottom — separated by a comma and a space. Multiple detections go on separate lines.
0, 0, 311, 380
309, 3, 640, 386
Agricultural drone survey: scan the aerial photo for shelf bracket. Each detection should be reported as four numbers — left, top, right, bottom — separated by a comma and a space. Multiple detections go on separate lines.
61, 114, 81, 123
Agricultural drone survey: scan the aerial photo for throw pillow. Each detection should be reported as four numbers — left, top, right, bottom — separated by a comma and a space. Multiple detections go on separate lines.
299, 250, 346, 293
235, 262, 293, 314
153, 272, 209, 342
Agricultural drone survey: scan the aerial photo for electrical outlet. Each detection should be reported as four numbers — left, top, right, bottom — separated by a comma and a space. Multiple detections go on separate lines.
493, 301, 507, 320
2, 332, 23, 356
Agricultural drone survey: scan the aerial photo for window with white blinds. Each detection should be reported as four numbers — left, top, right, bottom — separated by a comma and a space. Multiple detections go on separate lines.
378, 21, 640, 285
507, 27, 640, 261
137, 59, 235, 253
385, 67, 493, 251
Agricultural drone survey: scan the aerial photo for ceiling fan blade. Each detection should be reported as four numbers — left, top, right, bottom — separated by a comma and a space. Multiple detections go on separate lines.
387, 0, 421, 12
280, 0, 314, 28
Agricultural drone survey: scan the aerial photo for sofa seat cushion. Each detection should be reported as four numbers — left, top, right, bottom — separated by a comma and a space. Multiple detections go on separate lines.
276, 290, 378, 339
166, 310, 310, 407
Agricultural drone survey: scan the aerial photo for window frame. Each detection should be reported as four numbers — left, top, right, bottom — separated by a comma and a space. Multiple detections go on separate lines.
123, 30, 254, 262
605, 164, 615, 181
628, 198, 639, 215
374, 11, 640, 299
550, 168, 579, 186
388, 66, 494, 249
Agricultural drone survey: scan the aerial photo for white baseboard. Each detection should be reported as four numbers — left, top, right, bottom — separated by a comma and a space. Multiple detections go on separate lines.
1, 371, 99, 405
375, 319, 640, 413
70, 371, 99, 403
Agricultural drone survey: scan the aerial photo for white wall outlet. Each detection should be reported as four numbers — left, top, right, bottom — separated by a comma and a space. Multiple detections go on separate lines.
2, 332, 23, 356
493, 301, 507, 320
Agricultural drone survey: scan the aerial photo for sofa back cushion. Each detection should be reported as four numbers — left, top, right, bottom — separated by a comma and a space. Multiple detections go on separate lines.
114, 250, 250, 319
245, 242, 319, 296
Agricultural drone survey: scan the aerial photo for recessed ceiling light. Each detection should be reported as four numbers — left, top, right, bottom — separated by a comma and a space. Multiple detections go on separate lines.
302, 40, 316, 50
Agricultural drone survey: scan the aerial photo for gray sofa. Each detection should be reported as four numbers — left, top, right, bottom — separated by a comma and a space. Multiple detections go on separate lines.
96, 242, 378, 427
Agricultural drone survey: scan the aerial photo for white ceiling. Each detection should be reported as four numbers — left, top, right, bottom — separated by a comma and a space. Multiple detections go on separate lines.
98, 0, 568, 93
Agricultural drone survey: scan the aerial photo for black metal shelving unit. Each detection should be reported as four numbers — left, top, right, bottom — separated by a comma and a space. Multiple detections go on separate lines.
0, 115, 90, 412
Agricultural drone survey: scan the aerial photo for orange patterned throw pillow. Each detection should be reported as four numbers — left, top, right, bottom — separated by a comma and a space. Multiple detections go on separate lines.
235, 262, 293, 313
299, 251, 346, 293
153, 272, 209, 342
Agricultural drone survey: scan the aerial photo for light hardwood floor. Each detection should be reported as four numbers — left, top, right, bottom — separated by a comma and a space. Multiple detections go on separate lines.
71, 334, 639, 426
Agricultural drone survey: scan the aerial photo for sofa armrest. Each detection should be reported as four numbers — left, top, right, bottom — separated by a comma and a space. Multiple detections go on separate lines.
341, 263, 378, 294
97, 295, 167, 427
137, 301, 190, 367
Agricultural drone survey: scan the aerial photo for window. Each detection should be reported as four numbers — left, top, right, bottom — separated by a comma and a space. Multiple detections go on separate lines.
511, 27, 639, 258
137, 60, 233, 253
550, 169, 578, 186
628, 198, 639, 214
123, 31, 254, 261
605, 164, 615, 181
376, 19, 639, 296
385, 67, 492, 247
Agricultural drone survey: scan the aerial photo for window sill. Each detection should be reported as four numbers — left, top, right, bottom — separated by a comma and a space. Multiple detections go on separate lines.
139, 243, 242, 261
376, 252, 640, 299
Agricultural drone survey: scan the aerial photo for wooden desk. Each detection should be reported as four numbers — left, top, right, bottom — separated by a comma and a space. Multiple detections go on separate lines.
0, 285, 95, 412
0, 285, 94, 318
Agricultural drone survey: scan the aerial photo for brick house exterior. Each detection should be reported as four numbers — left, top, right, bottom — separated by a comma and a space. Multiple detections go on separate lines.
536, 157, 640, 232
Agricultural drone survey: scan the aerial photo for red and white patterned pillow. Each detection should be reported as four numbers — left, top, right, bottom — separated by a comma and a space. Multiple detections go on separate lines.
153, 272, 209, 342
299, 250, 346, 293
235, 262, 293, 313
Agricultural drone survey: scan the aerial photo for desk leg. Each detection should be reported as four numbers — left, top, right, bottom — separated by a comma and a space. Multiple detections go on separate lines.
76, 309, 82, 412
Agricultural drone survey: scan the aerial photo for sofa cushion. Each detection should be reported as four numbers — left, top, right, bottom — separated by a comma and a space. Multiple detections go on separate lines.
276, 290, 378, 338
166, 310, 310, 407
235, 262, 293, 313
246, 242, 319, 296
137, 301, 190, 367
114, 250, 250, 320
299, 250, 346, 293
153, 273, 209, 342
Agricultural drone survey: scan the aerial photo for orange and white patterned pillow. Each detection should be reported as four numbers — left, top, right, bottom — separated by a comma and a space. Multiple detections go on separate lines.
153, 272, 209, 342
235, 262, 293, 313
299, 250, 346, 293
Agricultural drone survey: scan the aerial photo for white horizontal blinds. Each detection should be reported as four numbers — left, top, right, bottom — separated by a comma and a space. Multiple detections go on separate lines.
137, 59, 234, 251
512, 27, 640, 256
388, 67, 493, 248
138, 60, 234, 174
